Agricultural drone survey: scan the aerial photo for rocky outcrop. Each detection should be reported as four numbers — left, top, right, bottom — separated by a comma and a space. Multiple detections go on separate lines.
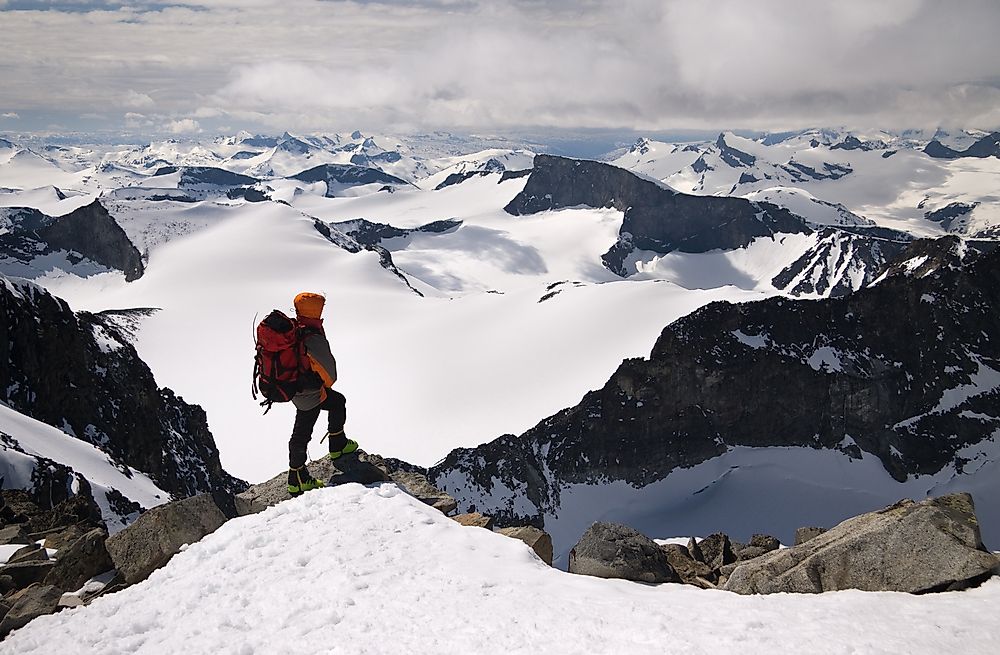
0, 200, 143, 281
43, 528, 112, 592
105, 492, 233, 585
795, 527, 826, 545
568, 522, 678, 583
659, 543, 714, 587
1, 275, 246, 505
291, 163, 411, 196
505, 155, 808, 274
153, 165, 258, 188
429, 236, 1000, 541
390, 471, 458, 514
724, 494, 1000, 594
234, 451, 391, 516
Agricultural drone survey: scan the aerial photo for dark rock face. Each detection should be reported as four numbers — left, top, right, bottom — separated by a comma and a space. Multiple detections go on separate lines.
505, 154, 809, 276
0, 276, 246, 506
925, 132, 1000, 159
924, 202, 978, 231
724, 494, 1000, 594
568, 522, 678, 583
429, 236, 1000, 537
831, 136, 885, 151
0, 200, 143, 281
291, 163, 411, 196
715, 133, 756, 167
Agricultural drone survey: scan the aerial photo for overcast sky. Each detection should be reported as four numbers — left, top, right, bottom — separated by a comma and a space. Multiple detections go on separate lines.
1, 0, 999, 138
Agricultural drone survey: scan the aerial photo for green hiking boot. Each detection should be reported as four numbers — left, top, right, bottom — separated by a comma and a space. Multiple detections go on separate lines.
327, 435, 359, 460
287, 466, 325, 496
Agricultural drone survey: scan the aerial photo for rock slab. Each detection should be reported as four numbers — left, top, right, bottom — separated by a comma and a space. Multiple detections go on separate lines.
391, 471, 458, 514
44, 528, 113, 592
0, 584, 62, 638
106, 493, 229, 585
725, 493, 1000, 594
569, 522, 678, 584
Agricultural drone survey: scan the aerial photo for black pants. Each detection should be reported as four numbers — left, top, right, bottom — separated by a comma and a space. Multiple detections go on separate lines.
289, 388, 347, 468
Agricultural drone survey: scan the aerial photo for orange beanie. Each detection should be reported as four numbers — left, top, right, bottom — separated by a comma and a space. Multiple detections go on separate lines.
294, 292, 325, 319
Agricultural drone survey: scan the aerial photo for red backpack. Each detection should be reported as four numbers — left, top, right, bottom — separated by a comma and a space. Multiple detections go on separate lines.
252, 310, 310, 413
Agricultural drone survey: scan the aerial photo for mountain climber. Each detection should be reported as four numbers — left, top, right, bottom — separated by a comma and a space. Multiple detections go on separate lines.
286, 292, 359, 495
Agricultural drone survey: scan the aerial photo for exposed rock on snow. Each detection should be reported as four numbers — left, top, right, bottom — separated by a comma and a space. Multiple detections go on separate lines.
0, 200, 143, 281
506, 154, 809, 275
497, 526, 553, 566
452, 512, 495, 529
390, 471, 458, 514
0, 584, 62, 639
924, 132, 1000, 159
659, 543, 714, 588
290, 163, 411, 197
105, 492, 233, 585
42, 528, 112, 593
234, 451, 391, 516
568, 522, 678, 583
724, 494, 1000, 594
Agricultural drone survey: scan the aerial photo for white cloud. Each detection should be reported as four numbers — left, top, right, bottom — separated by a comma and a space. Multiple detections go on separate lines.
2, 0, 999, 133
122, 90, 155, 109
167, 118, 201, 134
1, 113, 19, 119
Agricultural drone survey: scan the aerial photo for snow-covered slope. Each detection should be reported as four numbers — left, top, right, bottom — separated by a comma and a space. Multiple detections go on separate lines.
5, 483, 999, 654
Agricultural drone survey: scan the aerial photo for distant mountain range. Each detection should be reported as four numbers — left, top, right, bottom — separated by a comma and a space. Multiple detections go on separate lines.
0, 125, 998, 552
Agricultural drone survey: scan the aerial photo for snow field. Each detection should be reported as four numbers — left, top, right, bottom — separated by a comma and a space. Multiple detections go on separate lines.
41, 176, 767, 481
4, 483, 998, 655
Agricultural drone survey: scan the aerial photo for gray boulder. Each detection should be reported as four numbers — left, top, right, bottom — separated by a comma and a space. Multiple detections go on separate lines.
0, 525, 29, 546
235, 451, 390, 516
498, 526, 554, 566
795, 526, 827, 545
44, 528, 113, 592
725, 493, 1000, 594
391, 471, 458, 514
697, 533, 737, 570
106, 493, 230, 585
0, 584, 62, 638
569, 522, 679, 583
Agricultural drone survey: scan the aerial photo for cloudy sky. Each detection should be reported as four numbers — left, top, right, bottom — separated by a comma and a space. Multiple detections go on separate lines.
1, 0, 999, 138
